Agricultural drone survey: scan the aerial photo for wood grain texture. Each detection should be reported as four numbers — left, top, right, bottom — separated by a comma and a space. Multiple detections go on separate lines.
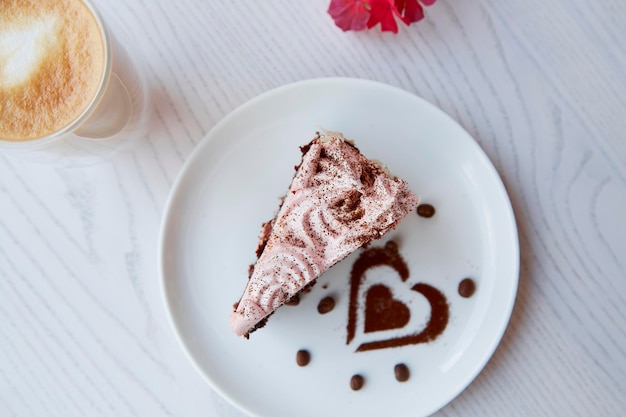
0, 0, 624, 416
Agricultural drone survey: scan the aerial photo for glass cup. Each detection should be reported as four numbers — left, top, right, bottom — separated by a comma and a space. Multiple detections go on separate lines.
0, 0, 150, 166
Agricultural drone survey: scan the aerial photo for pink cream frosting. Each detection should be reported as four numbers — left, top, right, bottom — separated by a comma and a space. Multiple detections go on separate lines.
230, 132, 419, 336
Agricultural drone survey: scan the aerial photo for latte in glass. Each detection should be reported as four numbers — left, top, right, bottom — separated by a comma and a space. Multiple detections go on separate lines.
0, 0, 106, 141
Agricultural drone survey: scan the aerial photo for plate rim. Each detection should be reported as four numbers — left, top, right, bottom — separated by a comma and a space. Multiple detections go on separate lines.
158, 77, 520, 417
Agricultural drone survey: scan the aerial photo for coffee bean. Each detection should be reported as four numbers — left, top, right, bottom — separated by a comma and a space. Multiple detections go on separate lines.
296, 349, 310, 367
417, 203, 436, 218
350, 374, 365, 391
317, 296, 335, 314
458, 278, 476, 298
394, 363, 410, 382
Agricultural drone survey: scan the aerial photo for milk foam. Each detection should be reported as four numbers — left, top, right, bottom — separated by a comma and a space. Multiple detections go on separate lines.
0, 16, 60, 89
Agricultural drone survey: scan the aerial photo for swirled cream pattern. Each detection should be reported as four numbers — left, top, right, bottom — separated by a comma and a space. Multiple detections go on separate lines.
230, 132, 419, 336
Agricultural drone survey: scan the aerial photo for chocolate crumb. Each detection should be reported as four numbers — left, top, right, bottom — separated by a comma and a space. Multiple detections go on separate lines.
300, 143, 312, 155
285, 295, 300, 306
350, 374, 365, 391
296, 350, 310, 367
394, 363, 410, 382
458, 278, 476, 298
417, 203, 436, 218
384, 240, 398, 253
317, 296, 335, 314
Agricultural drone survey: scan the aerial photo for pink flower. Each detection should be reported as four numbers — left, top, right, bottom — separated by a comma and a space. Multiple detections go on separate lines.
327, 0, 370, 32
328, 0, 434, 33
367, 0, 401, 33
394, 0, 425, 25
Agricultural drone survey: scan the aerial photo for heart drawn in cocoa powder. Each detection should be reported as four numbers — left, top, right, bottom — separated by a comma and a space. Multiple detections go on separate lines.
364, 284, 410, 333
346, 242, 449, 352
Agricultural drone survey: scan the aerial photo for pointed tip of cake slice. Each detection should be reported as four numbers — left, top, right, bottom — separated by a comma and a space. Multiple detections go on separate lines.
230, 300, 265, 337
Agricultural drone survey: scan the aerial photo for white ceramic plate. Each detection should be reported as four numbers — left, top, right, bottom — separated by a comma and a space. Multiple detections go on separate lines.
160, 78, 519, 417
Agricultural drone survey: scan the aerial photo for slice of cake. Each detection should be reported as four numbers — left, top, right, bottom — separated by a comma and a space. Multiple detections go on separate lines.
230, 131, 419, 337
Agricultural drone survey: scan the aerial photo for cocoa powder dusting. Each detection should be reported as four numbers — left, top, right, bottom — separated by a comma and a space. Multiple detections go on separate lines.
346, 242, 409, 345
364, 285, 410, 333
346, 242, 450, 352
356, 283, 449, 352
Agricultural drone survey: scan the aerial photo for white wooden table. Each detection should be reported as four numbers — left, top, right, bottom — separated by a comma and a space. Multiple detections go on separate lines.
1, 0, 625, 416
